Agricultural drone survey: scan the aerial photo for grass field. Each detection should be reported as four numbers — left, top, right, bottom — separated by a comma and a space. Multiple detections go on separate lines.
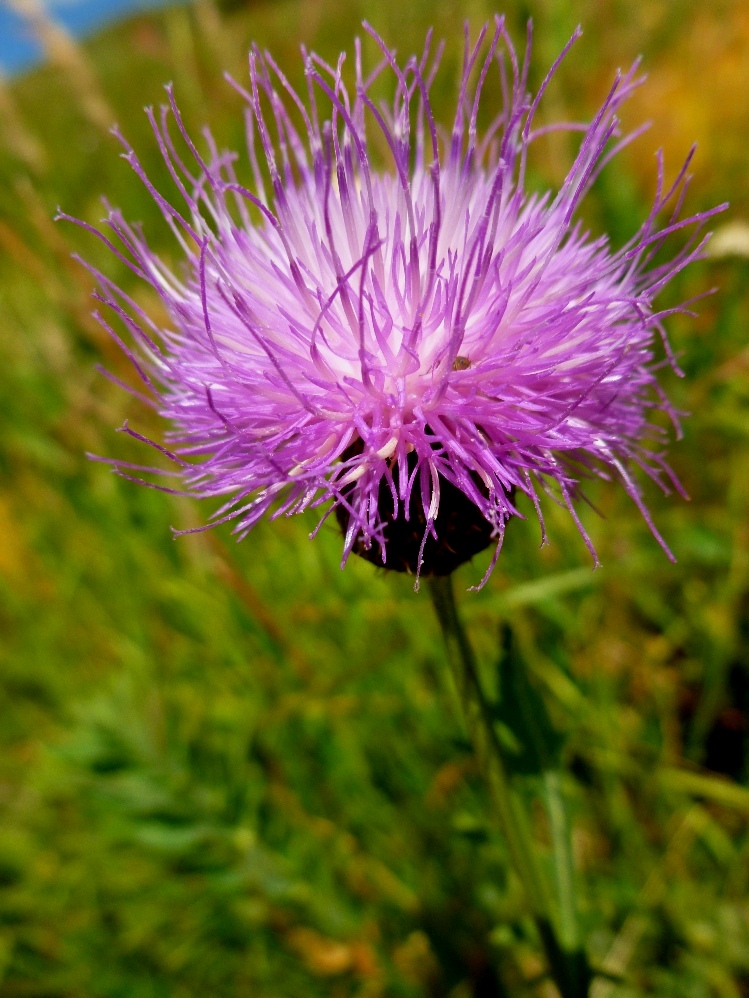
0, 0, 748, 995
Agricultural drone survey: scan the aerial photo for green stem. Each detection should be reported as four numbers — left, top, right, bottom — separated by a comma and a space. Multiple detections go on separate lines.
428, 574, 588, 998
545, 770, 581, 954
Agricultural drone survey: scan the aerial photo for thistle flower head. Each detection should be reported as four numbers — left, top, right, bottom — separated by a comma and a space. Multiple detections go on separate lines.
69, 18, 725, 587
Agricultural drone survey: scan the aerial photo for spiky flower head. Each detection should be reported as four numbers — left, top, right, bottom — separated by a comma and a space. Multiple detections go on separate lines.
68, 18, 724, 587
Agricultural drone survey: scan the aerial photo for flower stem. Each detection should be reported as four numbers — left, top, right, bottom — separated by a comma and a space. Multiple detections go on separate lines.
544, 770, 581, 955
427, 574, 589, 997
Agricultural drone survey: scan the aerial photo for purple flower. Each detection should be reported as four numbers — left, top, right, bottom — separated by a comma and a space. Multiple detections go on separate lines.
67, 18, 725, 586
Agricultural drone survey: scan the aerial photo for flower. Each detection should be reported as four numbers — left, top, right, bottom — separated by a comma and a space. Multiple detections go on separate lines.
67, 18, 724, 587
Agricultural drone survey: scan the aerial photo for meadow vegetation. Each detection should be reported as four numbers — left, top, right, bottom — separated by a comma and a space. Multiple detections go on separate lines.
0, 0, 748, 994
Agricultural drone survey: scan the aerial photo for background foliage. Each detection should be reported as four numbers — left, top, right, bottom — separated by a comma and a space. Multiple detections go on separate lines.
0, 0, 748, 995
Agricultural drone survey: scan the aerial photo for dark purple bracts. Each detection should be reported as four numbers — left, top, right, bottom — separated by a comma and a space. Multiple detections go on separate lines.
68, 18, 726, 587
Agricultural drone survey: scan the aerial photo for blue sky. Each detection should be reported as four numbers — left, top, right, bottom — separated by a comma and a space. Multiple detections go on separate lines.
0, 0, 178, 74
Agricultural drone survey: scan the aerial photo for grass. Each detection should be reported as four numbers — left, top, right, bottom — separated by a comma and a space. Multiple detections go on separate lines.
0, 0, 748, 995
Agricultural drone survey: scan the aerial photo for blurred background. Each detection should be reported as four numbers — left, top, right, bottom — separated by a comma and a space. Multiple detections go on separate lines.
0, 0, 748, 995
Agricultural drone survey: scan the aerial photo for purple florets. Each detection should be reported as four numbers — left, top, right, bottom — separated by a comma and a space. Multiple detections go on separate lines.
68, 18, 725, 586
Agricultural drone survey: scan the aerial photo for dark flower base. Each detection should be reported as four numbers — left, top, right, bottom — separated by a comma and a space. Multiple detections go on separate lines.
336, 449, 495, 576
